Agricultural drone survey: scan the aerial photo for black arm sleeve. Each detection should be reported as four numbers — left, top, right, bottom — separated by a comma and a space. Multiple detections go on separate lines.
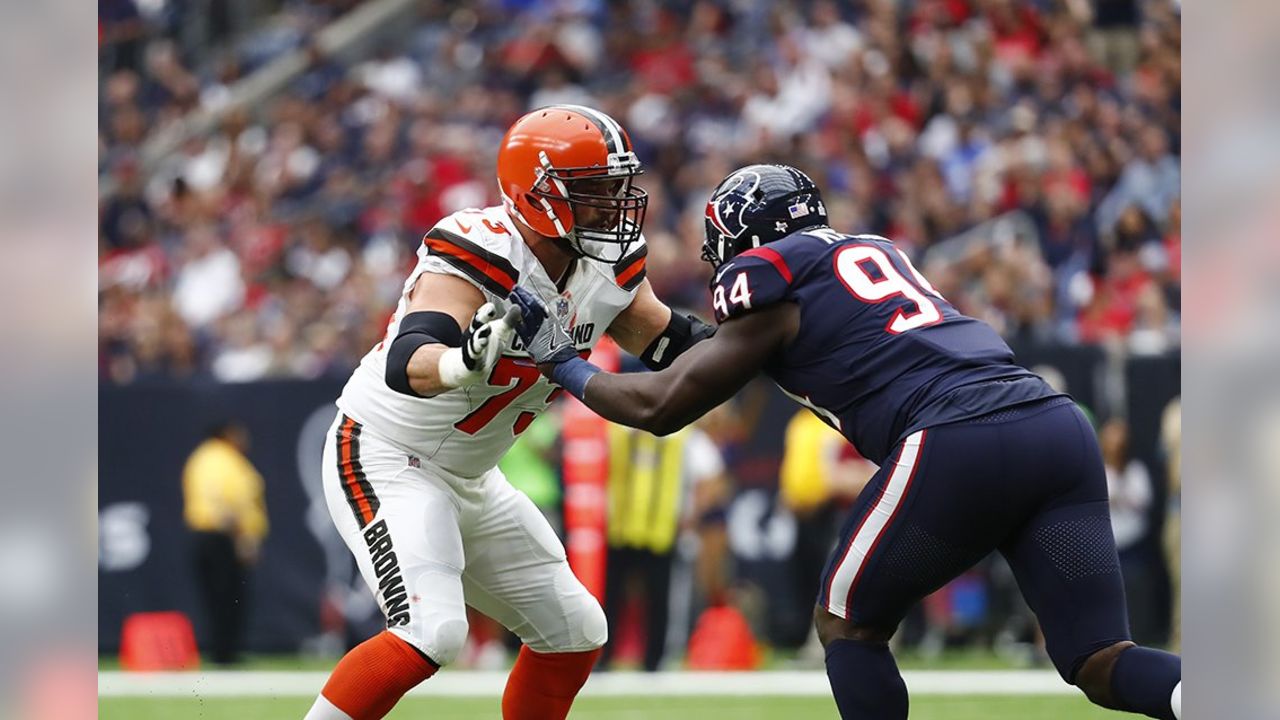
639, 312, 717, 371
385, 311, 463, 397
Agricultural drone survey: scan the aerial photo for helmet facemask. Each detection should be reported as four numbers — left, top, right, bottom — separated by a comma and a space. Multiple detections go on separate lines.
700, 226, 737, 269
528, 151, 647, 264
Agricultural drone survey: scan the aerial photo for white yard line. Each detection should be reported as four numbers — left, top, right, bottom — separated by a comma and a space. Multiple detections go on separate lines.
99, 670, 1075, 698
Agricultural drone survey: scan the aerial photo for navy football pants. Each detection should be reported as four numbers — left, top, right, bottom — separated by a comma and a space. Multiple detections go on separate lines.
818, 397, 1130, 681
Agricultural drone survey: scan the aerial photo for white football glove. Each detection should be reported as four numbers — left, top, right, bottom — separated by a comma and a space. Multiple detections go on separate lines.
437, 302, 523, 388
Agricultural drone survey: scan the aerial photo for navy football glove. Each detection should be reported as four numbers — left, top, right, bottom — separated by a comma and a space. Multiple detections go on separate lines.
508, 286, 579, 366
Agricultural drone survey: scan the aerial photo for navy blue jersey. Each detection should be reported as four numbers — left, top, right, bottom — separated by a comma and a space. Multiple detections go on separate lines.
710, 229, 1059, 464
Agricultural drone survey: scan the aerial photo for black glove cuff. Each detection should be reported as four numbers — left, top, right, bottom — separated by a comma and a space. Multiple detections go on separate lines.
640, 312, 717, 371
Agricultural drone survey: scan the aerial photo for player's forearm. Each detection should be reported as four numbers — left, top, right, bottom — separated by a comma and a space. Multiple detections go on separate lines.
407, 343, 496, 394
404, 343, 490, 397
542, 358, 715, 436
583, 371, 697, 436
606, 305, 670, 357
606, 279, 674, 357
403, 344, 451, 396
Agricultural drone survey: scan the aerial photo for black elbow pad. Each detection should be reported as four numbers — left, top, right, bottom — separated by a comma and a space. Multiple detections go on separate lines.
385, 311, 463, 397
639, 312, 716, 371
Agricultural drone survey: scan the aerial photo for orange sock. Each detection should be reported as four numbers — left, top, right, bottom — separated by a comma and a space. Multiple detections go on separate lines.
311, 631, 438, 720
501, 646, 601, 720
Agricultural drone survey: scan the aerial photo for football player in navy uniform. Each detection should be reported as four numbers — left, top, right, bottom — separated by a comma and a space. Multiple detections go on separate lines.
508, 164, 1182, 720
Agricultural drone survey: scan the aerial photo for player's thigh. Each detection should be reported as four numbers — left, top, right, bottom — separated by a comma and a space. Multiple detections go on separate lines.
1000, 499, 1130, 681
817, 427, 999, 631
461, 472, 606, 653
322, 413, 470, 665
998, 408, 1131, 682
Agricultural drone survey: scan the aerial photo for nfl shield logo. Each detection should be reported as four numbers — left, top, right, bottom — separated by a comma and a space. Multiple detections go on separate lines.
554, 295, 572, 321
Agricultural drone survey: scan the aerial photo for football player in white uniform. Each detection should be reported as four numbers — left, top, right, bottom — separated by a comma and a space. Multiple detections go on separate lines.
304, 106, 716, 720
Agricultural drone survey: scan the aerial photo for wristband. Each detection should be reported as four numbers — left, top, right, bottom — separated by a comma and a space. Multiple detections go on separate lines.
549, 357, 601, 399
437, 346, 480, 388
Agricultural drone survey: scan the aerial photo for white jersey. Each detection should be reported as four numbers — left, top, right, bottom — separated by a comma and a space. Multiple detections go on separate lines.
337, 205, 648, 478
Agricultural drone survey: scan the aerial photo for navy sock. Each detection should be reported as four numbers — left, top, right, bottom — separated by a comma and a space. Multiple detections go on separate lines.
1110, 646, 1181, 720
824, 639, 908, 720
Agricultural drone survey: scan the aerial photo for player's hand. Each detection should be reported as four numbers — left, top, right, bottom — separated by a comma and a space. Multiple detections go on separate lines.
440, 302, 523, 388
508, 286, 578, 366
460, 302, 523, 375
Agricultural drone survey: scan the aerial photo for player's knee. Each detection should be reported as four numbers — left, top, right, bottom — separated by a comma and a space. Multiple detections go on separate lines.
527, 587, 609, 653
813, 606, 894, 648
406, 615, 469, 667
1074, 640, 1135, 710
578, 595, 609, 650
556, 591, 608, 651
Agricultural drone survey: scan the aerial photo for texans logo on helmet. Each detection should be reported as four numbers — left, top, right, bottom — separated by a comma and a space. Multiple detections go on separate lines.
705, 169, 761, 239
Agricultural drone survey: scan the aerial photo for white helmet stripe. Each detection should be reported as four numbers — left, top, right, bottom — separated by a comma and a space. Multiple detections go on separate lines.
538, 151, 571, 199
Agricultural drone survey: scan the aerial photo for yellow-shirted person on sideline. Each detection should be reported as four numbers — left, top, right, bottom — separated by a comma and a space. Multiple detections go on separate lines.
602, 420, 727, 671
182, 421, 268, 665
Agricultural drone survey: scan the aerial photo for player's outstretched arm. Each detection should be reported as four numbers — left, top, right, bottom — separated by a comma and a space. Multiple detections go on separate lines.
585, 307, 792, 434
510, 286, 796, 435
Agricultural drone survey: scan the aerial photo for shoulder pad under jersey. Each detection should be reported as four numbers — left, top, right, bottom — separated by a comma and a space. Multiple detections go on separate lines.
420, 210, 521, 296
710, 245, 794, 324
611, 235, 648, 292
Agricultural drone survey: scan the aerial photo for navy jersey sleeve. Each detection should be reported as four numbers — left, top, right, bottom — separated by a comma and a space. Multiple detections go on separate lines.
710, 246, 794, 324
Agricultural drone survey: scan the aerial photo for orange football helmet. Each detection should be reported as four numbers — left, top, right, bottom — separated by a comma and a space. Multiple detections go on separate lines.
496, 105, 647, 262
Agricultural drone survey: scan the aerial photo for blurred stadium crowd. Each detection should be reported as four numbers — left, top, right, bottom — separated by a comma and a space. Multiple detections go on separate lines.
98, 0, 1180, 383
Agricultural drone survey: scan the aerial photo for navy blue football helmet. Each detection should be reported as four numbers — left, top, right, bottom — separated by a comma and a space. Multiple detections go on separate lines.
701, 164, 827, 268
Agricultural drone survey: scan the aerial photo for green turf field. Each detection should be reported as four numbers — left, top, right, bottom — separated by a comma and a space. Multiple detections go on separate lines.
100, 694, 1111, 719
96, 647, 1040, 672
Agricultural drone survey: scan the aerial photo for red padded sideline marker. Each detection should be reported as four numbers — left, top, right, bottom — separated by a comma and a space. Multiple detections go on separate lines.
119, 611, 200, 671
